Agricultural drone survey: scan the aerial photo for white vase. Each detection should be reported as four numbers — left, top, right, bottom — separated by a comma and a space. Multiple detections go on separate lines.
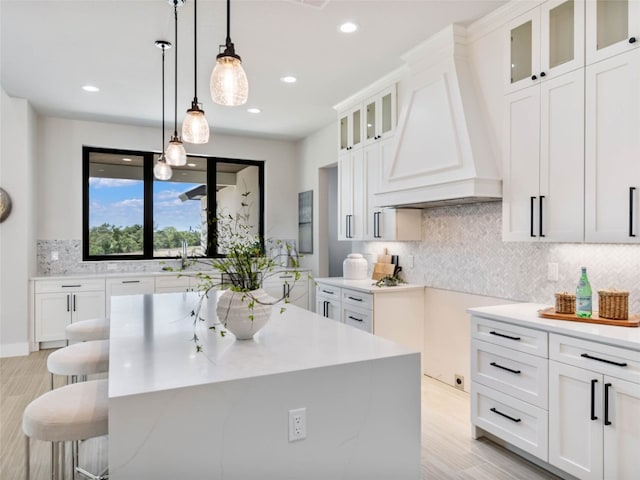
343, 253, 368, 280
216, 288, 273, 340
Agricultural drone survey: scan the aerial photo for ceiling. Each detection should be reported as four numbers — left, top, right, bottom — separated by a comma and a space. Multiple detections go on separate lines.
0, 0, 507, 142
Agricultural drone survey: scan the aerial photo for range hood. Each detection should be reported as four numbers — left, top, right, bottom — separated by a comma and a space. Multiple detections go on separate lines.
375, 25, 501, 208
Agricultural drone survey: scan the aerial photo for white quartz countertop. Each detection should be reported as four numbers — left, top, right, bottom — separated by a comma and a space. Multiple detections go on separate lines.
108, 292, 416, 399
32, 268, 309, 281
468, 303, 640, 351
314, 277, 425, 293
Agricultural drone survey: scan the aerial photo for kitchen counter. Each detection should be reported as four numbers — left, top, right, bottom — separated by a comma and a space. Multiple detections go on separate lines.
468, 302, 640, 351
108, 292, 420, 479
314, 276, 425, 294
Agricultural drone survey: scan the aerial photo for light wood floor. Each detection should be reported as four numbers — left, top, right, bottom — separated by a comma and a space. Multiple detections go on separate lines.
1, 350, 559, 479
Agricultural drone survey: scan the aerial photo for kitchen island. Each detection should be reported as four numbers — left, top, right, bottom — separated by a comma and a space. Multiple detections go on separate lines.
108, 292, 420, 480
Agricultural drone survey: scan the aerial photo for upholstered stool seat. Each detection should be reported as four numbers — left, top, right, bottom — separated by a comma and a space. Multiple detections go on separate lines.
65, 317, 110, 342
23, 379, 108, 480
47, 340, 109, 387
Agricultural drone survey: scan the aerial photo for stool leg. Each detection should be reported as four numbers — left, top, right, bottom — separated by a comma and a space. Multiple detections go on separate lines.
50, 372, 54, 390
61, 442, 65, 480
25, 436, 30, 480
52, 442, 58, 480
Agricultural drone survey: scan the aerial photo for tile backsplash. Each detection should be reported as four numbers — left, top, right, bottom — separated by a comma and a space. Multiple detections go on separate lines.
358, 202, 640, 314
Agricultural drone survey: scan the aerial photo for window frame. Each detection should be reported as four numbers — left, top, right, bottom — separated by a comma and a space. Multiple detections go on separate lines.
82, 145, 265, 261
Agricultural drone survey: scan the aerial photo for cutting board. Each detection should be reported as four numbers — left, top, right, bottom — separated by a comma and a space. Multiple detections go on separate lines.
372, 262, 396, 280
377, 248, 391, 264
538, 307, 640, 327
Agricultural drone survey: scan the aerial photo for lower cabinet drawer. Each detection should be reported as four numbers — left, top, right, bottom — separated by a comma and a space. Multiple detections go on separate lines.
472, 339, 548, 409
472, 382, 548, 461
342, 288, 373, 309
343, 306, 372, 333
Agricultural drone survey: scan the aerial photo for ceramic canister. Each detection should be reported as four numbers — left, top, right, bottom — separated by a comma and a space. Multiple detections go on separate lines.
343, 253, 368, 280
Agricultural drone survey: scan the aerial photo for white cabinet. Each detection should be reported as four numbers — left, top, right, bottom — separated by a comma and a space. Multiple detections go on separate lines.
338, 104, 363, 154
105, 276, 155, 315
586, 0, 640, 65
315, 283, 341, 322
585, 49, 640, 243
155, 275, 194, 293
338, 149, 364, 240
263, 270, 309, 310
363, 85, 397, 146
505, 0, 585, 94
34, 278, 106, 343
549, 333, 640, 480
502, 68, 584, 241
470, 316, 549, 460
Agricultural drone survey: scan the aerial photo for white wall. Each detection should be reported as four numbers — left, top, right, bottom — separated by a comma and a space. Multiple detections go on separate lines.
36, 116, 299, 242
0, 88, 37, 356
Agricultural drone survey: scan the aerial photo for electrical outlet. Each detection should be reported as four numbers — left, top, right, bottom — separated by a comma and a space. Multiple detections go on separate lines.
454, 374, 464, 390
408, 255, 414, 268
288, 408, 306, 442
547, 263, 559, 282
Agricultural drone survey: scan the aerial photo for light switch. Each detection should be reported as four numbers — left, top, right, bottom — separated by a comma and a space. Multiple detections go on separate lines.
547, 263, 559, 282
51, 251, 59, 261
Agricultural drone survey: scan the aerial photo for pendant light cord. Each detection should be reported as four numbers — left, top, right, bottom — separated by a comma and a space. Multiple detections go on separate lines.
226, 0, 231, 45
173, 1, 179, 138
162, 46, 166, 149
193, 0, 197, 101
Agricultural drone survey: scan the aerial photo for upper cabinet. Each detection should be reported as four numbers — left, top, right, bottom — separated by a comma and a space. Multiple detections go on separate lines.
586, 0, 640, 65
364, 85, 397, 146
338, 104, 364, 154
505, 0, 585, 94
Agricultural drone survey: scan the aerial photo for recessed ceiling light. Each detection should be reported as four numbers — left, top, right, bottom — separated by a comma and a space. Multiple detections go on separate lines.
280, 76, 297, 84
122, 158, 132, 162
339, 22, 358, 33
247, 107, 261, 114
187, 163, 197, 167
82, 85, 100, 92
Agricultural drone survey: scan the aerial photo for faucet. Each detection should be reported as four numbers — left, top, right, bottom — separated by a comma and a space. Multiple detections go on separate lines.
181, 240, 188, 269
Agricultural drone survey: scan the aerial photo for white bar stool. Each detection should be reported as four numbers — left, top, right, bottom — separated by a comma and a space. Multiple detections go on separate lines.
47, 340, 110, 389
23, 379, 108, 480
65, 318, 110, 342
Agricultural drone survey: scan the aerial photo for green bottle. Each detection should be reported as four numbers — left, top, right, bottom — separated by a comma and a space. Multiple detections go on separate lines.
576, 267, 592, 318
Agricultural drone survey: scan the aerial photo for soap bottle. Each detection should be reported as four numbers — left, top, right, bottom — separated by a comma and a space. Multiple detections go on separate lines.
576, 267, 592, 318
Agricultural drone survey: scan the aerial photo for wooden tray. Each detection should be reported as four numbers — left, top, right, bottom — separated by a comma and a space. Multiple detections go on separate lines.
538, 307, 640, 327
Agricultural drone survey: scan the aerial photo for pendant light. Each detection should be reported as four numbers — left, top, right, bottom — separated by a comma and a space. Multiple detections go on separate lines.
165, 0, 187, 166
154, 40, 173, 181
210, 0, 248, 106
182, 0, 209, 143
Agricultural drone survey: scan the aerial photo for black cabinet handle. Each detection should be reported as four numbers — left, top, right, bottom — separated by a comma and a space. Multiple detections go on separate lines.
580, 353, 628, 367
347, 296, 363, 302
490, 362, 521, 375
323, 300, 328, 317
66, 294, 70, 312
121, 280, 141, 284
321, 289, 334, 295
530, 196, 537, 237
72, 294, 76, 312
531, 74, 537, 81
490, 407, 521, 423
540, 71, 546, 77
630, 37, 637, 44
630, 187, 636, 237
348, 315, 364, 322
604, 383, 612, 426
373, 212, 382, 238
489, 331, 521, 341
539, 196, 545, 237
347, 215, 353, 238
590, 379, 598, 421
62, 284, 82, 288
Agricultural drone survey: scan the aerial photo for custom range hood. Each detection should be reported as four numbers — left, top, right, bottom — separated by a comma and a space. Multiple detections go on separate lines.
375, 25, 501, 208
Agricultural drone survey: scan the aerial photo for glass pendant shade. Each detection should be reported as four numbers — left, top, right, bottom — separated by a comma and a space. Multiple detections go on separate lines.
165, 137, 187, 166
154, 154, 173, 180
210, 56, 248, 106
182, 104, 210, 143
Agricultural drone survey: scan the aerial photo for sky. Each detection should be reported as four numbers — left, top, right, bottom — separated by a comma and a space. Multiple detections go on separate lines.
89, 177, 203, 232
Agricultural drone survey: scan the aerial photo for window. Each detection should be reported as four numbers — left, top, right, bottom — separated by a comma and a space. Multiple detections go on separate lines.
83, 146, 264, 260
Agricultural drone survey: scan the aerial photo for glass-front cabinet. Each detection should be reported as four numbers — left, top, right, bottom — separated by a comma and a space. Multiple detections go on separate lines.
338, 104, 363, 153
586, 0, 640, 65
505, 0, 584, 93
364, 85, 397, 146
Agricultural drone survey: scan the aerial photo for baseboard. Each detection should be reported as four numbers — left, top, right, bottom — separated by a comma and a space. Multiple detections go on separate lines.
0, 342, 30, 358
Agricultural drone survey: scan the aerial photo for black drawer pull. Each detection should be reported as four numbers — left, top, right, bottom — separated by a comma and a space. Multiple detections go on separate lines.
590, 379, 598, 421
490, 362, 521, 375
62, 285, 82, 288
580, 353, 628, 367
348, 315, 363, 322
530, 196, 537, 237
604, 382, 612, 426
280, 275, 293, 279
489, 331, 521, 341
630, 187, 636, 237
121, 280, 141, 284
347, 296, 363, 302
321, 290, 334, 295
490, 407, 521, 423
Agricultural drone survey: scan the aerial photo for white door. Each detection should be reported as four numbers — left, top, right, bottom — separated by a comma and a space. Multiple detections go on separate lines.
586, 0, 640, 65
539, 69, 584, 242
539, 0, 585, 80
504, 7, 541, 94
72, 290, 106, 323
603, 375, 640, 480
363, 140, 384, 240
585, 49, 640, 242
549, 361, 603, 480
35, 292, 71, 342
502, 86, 541, 240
